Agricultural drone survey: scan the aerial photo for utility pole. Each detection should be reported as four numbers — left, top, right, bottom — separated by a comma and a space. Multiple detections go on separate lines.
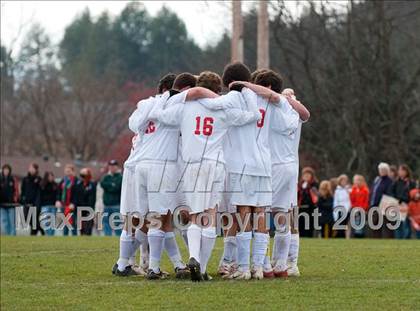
231, 0, 243, 62
257, 0, 269, 68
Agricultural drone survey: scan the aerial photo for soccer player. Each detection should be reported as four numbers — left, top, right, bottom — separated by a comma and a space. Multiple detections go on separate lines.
259, 78, 309, 277
113, 73, 176, 277
201, 63, 280, 280
149, 70, 264, 281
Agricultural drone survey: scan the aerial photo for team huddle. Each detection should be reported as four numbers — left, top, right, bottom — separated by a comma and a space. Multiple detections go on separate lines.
111, 62, 310, 281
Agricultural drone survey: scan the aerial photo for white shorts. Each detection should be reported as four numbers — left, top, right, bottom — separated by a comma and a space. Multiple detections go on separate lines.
217, 178, 236, 214
135, 161, 179, 216
120, 165, 139, 216
272, 162, 299, 212
183, 160, 225, 214
226, 173, 272, 208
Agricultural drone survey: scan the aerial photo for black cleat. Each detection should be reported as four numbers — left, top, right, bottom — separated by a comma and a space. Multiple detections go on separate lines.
202, 272, 213, 281
112, 263, 118, 275
115, 265, 137, 277
187, 257, 202, 282
146, 269, 165, 280
175, 266, 191, 279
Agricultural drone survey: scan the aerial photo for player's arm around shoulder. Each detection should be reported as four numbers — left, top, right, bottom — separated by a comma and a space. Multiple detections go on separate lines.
149, 91, 185, 126
225, 88, 260, 126
128, 96, 157, 133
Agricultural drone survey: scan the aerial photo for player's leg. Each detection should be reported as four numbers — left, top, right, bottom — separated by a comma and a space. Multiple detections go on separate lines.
162, 211, 189, 279
272, 210, 290, 278
288, 205, 300, 277
199, 207, 217, 280
218, 213, 238, 277
231, 205, 252, 280
251, 205, 270, 280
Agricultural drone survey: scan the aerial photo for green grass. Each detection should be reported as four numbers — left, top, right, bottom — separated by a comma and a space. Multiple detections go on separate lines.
1, 237, 419, 311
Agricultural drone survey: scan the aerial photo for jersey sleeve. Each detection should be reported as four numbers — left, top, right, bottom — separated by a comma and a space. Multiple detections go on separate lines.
149, 102, 184, 126
196, 92, 239, 110
224, 88, 260, 126
128, 97, 155, 133
270, 97, 300, 134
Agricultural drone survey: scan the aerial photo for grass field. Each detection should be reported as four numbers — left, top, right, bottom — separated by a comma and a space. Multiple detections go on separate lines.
1, 237, 419, 310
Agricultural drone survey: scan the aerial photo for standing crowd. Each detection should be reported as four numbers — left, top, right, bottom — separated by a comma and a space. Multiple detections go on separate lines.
0, 161, 124, 237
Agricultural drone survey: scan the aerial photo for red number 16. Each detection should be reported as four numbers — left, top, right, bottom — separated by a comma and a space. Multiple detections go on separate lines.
194, 116, 214, 136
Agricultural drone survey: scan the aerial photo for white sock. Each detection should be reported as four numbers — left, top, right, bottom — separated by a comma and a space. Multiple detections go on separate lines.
187, 224, 202, 262
164, 231, 186, 269
117, 230, 133, 271
252, 232, 269, 268
288, 233, 300, 266
220, 236, 237, 265
200, 227, 217, 273
274, 229, 291, 271
148, 228, 165, 273
135, 229, 149, 267
263, 255, 272, 270
236, 231, 252, 272
181, 228, 189, 247
271, 236, 277, 264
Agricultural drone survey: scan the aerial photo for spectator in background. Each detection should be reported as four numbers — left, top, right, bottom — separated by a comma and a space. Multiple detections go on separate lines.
298, 167, 319, 237
72, 168, 96, 235
391, 164, 415, 239
389, 165, 398, 182
21, 163, 43, 236
350, 174, 370, 238
100, 160, 123, 236
38, 172, 58, 236
0, 164, 19, 235
56, 164, 78, 236
369, 162, 393, 238
408, 183, 420, 239
317, 180, 334, 238
330, 177, 338, 194
333, 174, 351, 238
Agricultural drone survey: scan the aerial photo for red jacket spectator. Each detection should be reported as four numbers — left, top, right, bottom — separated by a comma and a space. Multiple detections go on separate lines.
350, 185, 370, 211
408, 188, 420, 229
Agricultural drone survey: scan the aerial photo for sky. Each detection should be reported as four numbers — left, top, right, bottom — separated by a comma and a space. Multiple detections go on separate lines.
1, 1, 347, 57
1, 1, 245, 56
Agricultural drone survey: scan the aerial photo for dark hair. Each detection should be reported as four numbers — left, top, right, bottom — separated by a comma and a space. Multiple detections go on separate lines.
157, 73, 176, 94
254, 70, 283, 93
222, 62, 251, 88
1, 164, 12, 176
399, 164, 412, 179
197, 71, 222, 94
41, 171, 54, 188
173, 72, 197, 91
251, 68, 269, 83
30, 162, 39, 175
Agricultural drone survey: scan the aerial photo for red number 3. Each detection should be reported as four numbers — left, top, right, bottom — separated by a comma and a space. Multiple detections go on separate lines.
145, 121, 155, 134
257, 109, 265, 128
194, 116, 214, 136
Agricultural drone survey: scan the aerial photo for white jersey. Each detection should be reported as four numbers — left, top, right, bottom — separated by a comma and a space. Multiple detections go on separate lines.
269, 100, 301, 165
124, 95, 158, 167
149, 88, 260, 164
130, 92, 182, 162
200, 89, 269, 177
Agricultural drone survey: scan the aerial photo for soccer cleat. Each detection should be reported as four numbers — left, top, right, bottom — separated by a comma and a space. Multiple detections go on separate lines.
132, 264, 148, 276
263, 266, 275, 279
202, 272, 213, 281
175, 267, 191, 279
112, 263, 118, 275
146, 269, 167, 280
187, 257, 202, 282
218, 262, 232, 276
115, 265, 138, 277
229, 270, 251, 280
273, 267, 288, 278
252, 266, 264, 280
287, 264, 300, 277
